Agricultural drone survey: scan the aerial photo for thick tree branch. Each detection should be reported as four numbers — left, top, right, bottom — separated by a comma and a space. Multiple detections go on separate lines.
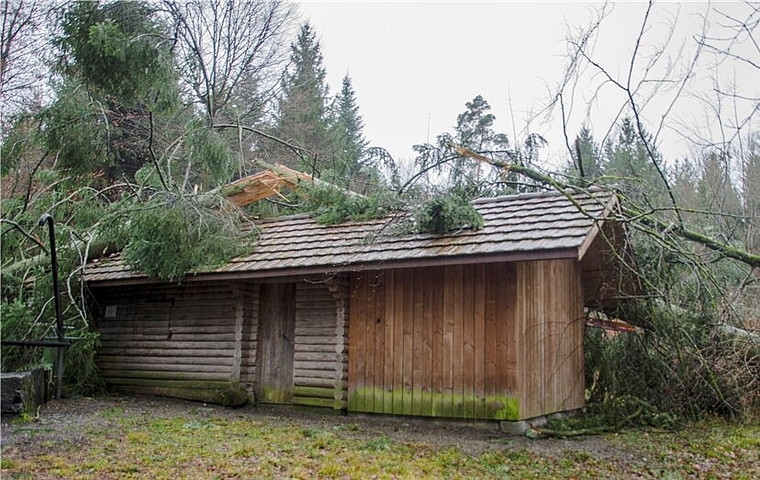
455, 146, 760, 269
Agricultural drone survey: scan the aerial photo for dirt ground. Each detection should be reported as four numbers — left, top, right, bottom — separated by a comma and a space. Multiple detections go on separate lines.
1, 393, 619, 459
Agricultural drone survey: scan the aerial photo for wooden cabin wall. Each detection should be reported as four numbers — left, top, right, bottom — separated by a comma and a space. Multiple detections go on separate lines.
94, 281, 253, 406
348, 260, 585, 421
580, 221, 637, 309
238, 283, 259, 399
292, 281, 348, 409
348, 264, 521, 421
94, 276, 348, 409
515, 259, 585, 419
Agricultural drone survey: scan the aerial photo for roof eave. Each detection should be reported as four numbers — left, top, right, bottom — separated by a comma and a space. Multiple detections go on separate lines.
577, 193, 620, 261
85, 247, 580, 288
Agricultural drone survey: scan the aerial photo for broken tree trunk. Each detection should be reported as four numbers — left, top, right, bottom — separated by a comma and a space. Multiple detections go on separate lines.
2, 236, 116, 279
217, 161, 364, 208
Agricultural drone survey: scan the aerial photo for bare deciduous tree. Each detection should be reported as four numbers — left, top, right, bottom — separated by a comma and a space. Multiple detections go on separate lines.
164, 0, 293, 127
0, 0, 59, 122
523, 0, 760, 417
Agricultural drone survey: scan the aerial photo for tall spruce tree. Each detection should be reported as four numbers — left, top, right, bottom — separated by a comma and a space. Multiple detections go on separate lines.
565, 125, 604, 182
603, 117, 668, 208
326, 74, 369, 185
51, 0, 179, 182
271, 22, 331, 172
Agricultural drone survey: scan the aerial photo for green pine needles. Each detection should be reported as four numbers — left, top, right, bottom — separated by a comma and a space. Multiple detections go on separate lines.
415, 194, 484, 234
304, 186, 484, 235
119, 195, 257, 282
304, 185, 400, 225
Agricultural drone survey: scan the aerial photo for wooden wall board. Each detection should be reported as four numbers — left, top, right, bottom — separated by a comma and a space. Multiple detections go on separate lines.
347, 260, 585, 421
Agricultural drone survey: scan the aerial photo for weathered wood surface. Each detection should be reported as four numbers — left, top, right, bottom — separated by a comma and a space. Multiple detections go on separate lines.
95, 282, 248, 404
95, 275, 348, 409
348, 261, 585, 421
516, 259, 585, 419
239, 283, 259, 398
292, 281, 346, 409
256, 283, 296, 404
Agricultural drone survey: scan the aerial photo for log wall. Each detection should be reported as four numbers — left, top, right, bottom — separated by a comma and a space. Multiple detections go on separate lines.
95, 281, 251, 406
348, 260, 585, 421
292, 280, 348, 409
93, 276, 347, 409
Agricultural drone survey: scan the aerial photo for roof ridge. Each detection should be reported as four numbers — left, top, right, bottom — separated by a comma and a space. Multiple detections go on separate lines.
256, 188, 609, 226
472, 186, 606, 205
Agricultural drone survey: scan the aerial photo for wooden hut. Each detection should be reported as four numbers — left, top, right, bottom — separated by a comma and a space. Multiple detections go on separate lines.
83, 188, 626, 422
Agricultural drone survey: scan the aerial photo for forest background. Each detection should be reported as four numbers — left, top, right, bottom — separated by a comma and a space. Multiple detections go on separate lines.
1, 0, 758, 427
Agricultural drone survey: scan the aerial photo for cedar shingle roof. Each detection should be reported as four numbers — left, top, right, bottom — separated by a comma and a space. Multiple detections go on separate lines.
82, 188, 618, 285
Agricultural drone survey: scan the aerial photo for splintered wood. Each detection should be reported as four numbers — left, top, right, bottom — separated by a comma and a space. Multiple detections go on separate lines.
221, 165, 311, 207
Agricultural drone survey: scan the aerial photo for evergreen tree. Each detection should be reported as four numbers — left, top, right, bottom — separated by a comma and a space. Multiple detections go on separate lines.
50, 0, 179, 182
326, 74, 369, 186
452, 95, 511, 195
565, 125, 604, 182
453, 95, 509, 153
271, 22, 332, 173
414, 95, 517, 197
742, 136, 760, 253
58, 0, 177, 110
603, 117, 668, 208
670, 157, 700, 213
697, 152, 743, 237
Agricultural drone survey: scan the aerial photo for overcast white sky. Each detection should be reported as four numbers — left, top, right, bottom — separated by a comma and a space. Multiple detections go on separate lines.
296, 1, 755, 170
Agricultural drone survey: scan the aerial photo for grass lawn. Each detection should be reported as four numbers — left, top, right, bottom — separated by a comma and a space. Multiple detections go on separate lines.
1, 395, 758, 479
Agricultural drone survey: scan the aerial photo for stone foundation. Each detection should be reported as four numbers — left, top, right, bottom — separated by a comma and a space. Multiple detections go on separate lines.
1, 368, 52, 416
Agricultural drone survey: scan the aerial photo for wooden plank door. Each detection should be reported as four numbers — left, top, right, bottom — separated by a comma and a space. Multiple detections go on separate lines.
256, 283, 296, 404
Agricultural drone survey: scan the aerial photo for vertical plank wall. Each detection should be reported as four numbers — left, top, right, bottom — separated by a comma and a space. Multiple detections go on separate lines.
95, 281, 254, 405
239, 284, 259, 399
256, 283, 297, 403
516, 259, 585, 419
348, 260, 585, 421
349, 263, 519, 420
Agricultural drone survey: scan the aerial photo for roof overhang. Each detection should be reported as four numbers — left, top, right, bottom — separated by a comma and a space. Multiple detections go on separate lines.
85, 247, 580, 288
577, 192, 620, 262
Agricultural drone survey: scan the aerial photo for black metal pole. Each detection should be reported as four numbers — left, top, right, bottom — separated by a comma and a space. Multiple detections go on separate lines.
39, 213, 64, 399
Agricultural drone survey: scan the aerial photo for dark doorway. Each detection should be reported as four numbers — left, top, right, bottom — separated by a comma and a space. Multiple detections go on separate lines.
256, 283, 296, 403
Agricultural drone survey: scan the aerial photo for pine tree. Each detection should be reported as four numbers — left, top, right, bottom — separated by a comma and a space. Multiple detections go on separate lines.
415, 95, 513, 197
454, 95, 509, 153
271, 22, 332, 173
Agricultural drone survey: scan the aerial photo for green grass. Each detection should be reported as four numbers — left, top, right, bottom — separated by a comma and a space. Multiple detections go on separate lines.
2, 408, 758, 479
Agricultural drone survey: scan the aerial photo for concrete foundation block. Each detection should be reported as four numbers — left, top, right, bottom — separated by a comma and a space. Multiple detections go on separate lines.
1, 368, 52, 416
